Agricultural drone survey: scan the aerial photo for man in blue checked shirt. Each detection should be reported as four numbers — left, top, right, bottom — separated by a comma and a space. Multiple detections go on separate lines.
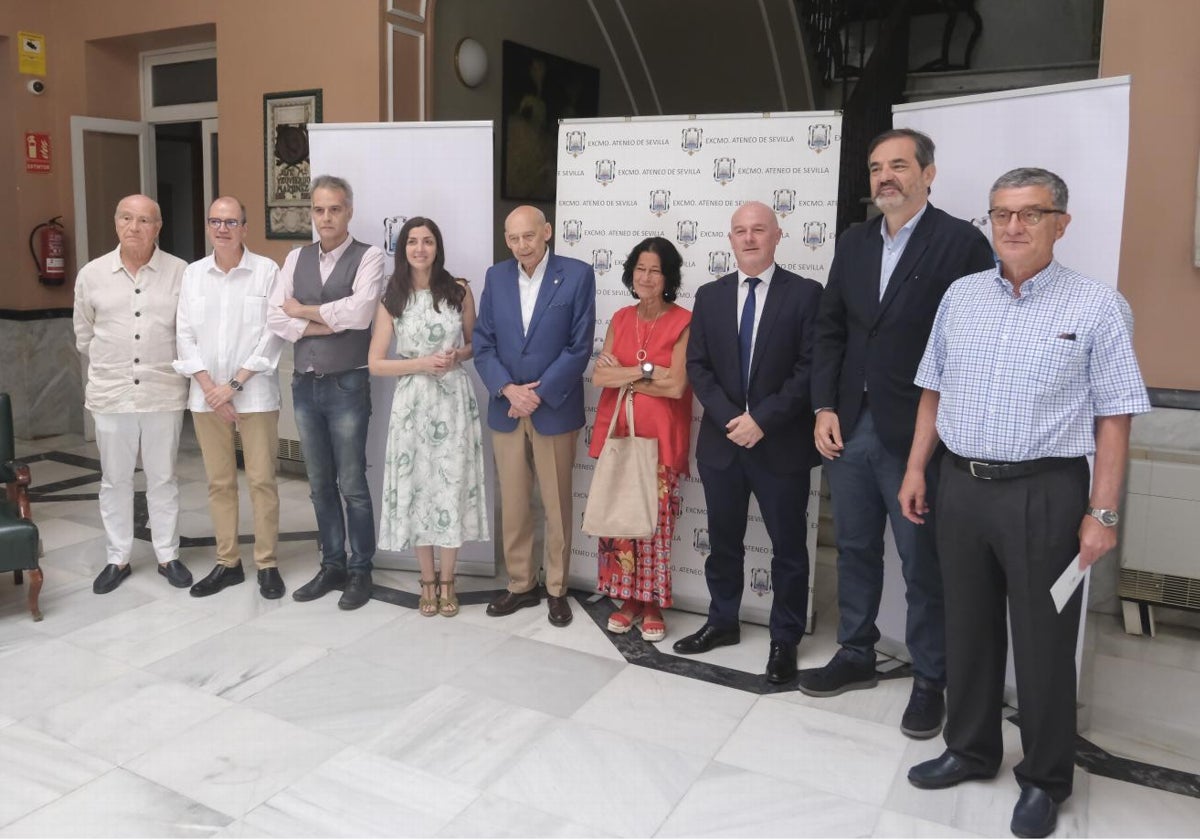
898, 168, 1150, 839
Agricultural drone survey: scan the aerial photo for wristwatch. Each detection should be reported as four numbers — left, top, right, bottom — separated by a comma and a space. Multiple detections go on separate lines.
640, 361, 654, 381
228, 378, 244, 392
1087, 507, 1119, 527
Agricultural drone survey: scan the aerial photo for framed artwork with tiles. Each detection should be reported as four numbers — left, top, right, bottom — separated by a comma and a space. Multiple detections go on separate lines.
263, 89, 323, 239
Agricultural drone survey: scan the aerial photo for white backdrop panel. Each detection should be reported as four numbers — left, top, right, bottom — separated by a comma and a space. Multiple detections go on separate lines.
308, 121, 497, 575
875, 79, 1130, 688
556, 112, 841, 628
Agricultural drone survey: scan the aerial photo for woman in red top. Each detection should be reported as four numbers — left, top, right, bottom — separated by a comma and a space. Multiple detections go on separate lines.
590, 237, 692, 642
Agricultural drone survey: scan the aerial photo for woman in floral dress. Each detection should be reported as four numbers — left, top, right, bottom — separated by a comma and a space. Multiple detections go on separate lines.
590, 237, 692, 641
368, 216, 488, 617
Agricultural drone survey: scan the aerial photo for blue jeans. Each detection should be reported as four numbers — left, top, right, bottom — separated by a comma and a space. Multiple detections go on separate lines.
292, 368, 375, 572
823, 407, 945, 686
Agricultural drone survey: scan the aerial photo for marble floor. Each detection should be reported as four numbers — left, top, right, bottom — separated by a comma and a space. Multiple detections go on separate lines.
2, 430, 1199, 838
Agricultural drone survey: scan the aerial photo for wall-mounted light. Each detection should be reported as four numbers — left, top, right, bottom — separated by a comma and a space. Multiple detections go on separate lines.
454, 37, 488, 88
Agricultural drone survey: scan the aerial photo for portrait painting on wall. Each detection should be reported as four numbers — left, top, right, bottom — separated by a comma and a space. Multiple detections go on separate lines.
264, 89, 323, 239
501, 41, 600, 202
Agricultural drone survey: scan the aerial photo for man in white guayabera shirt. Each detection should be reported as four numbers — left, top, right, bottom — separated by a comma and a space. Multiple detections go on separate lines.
175, 196, 286, 600
74, 194, 192, 594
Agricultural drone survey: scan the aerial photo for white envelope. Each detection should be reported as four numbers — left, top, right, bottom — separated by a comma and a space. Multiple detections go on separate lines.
1051, 555, 1087, 614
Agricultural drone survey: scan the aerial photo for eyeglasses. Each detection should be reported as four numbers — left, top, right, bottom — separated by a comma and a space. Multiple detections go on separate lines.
987, 207, 1065, 226
115, 213, 160, 227
207, 218, 245, 230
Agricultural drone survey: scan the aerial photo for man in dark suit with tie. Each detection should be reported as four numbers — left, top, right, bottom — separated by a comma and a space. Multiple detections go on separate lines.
801, 129, 995, 737
473, 205, 596, 627
676, 201, 823, 684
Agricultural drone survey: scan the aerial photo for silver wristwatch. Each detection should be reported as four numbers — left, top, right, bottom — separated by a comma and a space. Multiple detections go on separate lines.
640, 361, 654, 381
1087, 507, 1119, 527
228, 378, 244, 392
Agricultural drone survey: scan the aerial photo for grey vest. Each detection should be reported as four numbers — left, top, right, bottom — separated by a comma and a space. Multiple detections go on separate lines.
293, 239, 372, 374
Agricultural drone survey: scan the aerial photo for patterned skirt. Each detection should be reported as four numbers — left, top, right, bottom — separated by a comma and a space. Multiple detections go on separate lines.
596, 464, 682, 608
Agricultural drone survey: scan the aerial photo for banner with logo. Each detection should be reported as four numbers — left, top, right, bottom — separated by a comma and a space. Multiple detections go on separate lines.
556, 112, 842, 628
308, 121, 497, 575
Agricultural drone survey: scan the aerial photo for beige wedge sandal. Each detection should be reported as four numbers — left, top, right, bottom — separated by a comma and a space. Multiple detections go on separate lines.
419, 579, 438, 617
438, 576, 459, 617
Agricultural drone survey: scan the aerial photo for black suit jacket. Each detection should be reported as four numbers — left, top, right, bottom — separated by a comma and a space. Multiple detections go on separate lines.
811, 204, 994, 454
687, 266, 823, 474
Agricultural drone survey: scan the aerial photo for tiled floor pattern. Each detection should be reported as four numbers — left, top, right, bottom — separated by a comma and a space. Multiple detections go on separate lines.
1, 432, 1199, 837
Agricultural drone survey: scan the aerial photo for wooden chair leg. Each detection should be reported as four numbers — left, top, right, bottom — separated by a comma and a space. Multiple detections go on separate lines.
27, 568, 43, 622
13, 569, 21, 585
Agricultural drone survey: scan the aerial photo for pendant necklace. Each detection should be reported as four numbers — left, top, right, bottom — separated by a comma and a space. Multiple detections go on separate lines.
635, 305, 665, 362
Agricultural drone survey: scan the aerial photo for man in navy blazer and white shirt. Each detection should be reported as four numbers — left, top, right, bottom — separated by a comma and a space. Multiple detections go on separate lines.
473, 206, 596, 627
677, 201, 823, 684
802, 128, 995, 738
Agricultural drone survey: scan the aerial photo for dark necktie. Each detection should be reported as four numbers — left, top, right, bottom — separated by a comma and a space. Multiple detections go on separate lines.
739, 277, 761, 400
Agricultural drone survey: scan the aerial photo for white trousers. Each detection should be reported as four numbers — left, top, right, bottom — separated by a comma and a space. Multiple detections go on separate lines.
93, 410, 183, 567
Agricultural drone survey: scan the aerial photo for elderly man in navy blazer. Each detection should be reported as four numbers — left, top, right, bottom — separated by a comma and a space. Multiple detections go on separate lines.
473, 205, 596, 627
803, 129, 995, 738
677, 200, 823, 684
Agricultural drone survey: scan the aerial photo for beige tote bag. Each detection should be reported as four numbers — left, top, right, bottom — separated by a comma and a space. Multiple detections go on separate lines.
582, 386, 659, 539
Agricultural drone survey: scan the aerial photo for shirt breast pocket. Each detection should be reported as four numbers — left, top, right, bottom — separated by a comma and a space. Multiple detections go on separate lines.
1030, 334, 1085, 394
243, 295, 268, 324
187, 291, 207, 325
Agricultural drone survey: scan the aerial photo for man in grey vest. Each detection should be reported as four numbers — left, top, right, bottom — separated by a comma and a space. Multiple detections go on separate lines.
267, 175, 385, 609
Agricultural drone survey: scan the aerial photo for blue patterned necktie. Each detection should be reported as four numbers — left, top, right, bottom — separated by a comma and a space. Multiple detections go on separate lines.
739, 277, 761, 400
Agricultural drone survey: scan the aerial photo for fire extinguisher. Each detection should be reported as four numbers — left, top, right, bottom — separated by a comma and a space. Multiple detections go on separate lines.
30, 216, 67, 286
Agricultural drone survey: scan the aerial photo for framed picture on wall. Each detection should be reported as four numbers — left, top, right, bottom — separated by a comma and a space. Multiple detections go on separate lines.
501, 41, 599, 202
263, 89, 323, 239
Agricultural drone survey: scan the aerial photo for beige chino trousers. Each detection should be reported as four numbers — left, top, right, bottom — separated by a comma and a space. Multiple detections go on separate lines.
192, 410, 280, 569
491, 417, 577, 597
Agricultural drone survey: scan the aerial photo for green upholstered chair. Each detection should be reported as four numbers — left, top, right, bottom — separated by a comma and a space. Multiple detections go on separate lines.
0, 393, 42, 620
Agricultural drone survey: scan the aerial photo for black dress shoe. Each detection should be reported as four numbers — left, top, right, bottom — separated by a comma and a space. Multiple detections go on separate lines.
338, 571, 373, 610
796, 649, 878, 697
258, 567, 285, 600
900, 681, 946, 740
189, 563, 246, 598
672, 623, 740, 655
93, 563, 131, 594
486, 588, 541, 617
765, 640, 798, 684
158, 559, 193, 588
292, 567, 347, 602
547, 594, 573, 627
908, 751, 997, 790
1011, 786, 1058, 839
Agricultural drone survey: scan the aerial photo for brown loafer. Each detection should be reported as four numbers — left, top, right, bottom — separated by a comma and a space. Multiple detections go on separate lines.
486, 588, 541, 617
547, 594, 573, 627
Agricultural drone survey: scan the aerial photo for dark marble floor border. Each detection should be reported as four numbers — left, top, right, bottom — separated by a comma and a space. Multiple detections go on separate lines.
0, 308, 73, 321
21, 450, 1200, 802
1148, 387, 1200, 411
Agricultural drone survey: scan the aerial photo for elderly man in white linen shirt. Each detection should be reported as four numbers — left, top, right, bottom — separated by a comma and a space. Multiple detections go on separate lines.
174, 196, 286, 600
74, 194, 193, 595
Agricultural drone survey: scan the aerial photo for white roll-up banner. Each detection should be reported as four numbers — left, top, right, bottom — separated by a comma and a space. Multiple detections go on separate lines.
876, 78, 1130, 689
556, 112, 842, 629
308, 121, 497, 576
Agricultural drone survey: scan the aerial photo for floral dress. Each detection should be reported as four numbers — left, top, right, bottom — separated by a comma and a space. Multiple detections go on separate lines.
378, 289, 489, 549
